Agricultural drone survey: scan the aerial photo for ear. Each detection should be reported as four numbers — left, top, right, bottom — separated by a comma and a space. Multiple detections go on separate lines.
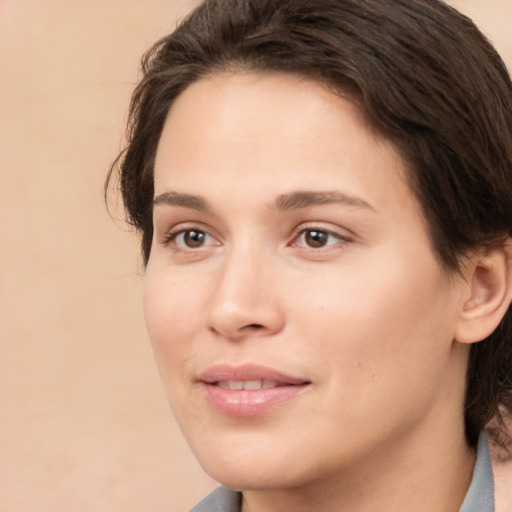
455, 237, 512, 344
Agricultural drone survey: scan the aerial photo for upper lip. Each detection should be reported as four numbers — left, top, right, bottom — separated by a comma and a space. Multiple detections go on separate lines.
198, 364, 310, 385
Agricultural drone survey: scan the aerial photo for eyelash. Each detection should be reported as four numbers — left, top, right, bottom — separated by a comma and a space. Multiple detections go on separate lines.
291, 225, 352, 250
160, 227, 217, 249
160, 224, 352, 252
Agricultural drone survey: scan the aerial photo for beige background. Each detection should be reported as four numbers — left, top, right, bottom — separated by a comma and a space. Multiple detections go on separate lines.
1, 1, 511, 511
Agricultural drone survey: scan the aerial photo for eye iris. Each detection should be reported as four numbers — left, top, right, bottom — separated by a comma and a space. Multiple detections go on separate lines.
184, 230, 205, 247
305, 230, 328, 248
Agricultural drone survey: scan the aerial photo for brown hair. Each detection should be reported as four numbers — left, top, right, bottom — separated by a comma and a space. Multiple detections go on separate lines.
107, 0, 512, 450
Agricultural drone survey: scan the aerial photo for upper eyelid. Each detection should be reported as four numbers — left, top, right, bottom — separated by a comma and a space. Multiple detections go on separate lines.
292, 222, 355, 239
157, 219, 212, 235
291, 229, 350, 247
153, 211, 222, 236
159, 225, 222, 249
152, 206, 221, 230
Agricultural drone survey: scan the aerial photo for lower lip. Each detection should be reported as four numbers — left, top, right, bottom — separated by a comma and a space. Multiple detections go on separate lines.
202, 383, 309, 417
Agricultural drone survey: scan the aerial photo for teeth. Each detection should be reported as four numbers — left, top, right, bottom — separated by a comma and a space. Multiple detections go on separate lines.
243, 380, 262, 390
226, 381, 243, 390
217, 380, 278, 390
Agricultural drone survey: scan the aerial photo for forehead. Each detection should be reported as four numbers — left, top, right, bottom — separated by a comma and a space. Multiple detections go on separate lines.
154, 71, 419, 219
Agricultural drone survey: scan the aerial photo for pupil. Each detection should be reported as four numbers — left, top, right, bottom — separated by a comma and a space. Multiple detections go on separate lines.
305, 230, 328, 248
184, 230, 205, 247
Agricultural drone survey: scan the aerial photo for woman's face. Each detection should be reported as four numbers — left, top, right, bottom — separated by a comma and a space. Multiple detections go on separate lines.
144, 72, 471, 490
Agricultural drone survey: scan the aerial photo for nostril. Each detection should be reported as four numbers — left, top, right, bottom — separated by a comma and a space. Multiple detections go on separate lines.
244, 324, 264, 330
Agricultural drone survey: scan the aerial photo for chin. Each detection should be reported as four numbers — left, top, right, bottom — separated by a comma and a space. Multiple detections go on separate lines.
205, 464, 303, 492
189, 436, 321, 492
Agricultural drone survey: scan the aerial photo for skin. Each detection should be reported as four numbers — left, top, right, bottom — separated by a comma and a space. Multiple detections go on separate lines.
144, 72, 482, 512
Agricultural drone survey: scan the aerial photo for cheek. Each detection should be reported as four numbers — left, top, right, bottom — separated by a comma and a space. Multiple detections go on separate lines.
289, 251, 458, 391
143, 267, 205, 373
142, 266, 214, 430
282, 266, 459, 461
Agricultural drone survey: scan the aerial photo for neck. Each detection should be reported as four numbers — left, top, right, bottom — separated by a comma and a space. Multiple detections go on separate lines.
241, 424, 476, 512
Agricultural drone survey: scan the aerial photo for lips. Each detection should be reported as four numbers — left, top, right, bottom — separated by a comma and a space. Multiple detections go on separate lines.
198, 364, 311, 417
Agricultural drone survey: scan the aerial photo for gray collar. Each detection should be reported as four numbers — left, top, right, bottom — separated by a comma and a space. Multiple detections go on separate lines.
190, 486, 241, 512
190, 432, 494, 512
459, 431, 495, 512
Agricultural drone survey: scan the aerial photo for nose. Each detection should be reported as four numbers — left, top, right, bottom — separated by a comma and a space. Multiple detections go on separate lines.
207, 245, 285, 341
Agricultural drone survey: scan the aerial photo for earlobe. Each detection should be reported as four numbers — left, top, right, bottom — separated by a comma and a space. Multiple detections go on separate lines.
455, 238, 512, 344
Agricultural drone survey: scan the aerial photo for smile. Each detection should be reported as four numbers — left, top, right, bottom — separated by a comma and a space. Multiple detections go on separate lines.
199, 365, 311, 417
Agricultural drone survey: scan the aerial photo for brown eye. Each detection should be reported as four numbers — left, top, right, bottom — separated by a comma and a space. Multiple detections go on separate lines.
292, 228, 348, 250
304, 230, 330, 248
161, 227, 219, 252
183, 230, 207, 247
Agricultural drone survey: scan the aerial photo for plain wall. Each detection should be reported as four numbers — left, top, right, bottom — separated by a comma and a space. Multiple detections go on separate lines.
1, 1, 511, 511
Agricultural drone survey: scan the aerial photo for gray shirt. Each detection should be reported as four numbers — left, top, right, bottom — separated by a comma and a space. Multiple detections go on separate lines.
190, 432, 494, 512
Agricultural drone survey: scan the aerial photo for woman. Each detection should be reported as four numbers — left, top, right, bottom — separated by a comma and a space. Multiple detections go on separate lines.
107, 0, 512, 510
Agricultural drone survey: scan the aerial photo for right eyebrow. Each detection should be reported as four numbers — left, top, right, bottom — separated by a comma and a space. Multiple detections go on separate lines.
153, 191, 210, 212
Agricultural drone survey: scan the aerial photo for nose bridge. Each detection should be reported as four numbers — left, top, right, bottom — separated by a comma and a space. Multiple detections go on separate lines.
207, 235, 283, 339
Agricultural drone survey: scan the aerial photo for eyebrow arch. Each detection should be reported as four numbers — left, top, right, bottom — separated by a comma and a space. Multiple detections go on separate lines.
153, 191, 210, 212
275, 190, 375, 211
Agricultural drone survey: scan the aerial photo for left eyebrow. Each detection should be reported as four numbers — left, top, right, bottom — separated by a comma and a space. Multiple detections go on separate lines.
275, 190, 376, 211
